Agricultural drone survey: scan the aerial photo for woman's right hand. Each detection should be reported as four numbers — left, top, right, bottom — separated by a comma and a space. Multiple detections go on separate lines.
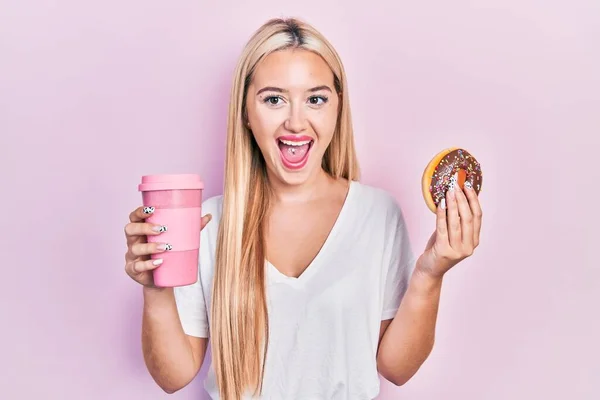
124, 206, 212, 287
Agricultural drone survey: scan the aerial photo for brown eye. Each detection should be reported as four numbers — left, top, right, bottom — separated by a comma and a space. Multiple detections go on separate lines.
309, 96, 327, 105
265, 96, 282, 105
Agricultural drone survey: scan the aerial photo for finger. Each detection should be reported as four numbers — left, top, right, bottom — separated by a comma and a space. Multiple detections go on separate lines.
463, 183, 482, 247
129, 205, 156, 223
132, 258, 163, 273
435, 198, 448, 241
130, 242, 172, 257
124, 222, 167, 240
201, 214, 213, 230
446, 188, 461, 250
454, 184, 474, 250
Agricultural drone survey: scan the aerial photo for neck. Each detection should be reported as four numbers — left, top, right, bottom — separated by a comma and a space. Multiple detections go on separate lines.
267, 167, 332, 204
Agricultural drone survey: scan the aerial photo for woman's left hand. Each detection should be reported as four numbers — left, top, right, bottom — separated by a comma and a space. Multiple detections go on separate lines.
416, 181, 483, 279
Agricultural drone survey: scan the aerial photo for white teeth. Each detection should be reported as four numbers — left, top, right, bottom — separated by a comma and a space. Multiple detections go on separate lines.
279, 139, 311, 146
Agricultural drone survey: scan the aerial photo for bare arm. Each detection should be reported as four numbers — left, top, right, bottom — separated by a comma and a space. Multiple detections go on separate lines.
123, 207, 213, 393
377, 178, 482, 385
142, 286, 208, 393
377, 266, 442, 386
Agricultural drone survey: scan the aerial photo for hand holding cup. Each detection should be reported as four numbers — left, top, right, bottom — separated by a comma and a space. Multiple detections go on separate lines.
124, 174, 208, 288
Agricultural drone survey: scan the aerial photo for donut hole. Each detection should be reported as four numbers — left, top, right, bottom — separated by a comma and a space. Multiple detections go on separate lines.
456, 169, 467, 189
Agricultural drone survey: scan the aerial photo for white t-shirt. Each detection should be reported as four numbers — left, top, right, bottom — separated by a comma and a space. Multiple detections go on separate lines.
174, 180, 417, 400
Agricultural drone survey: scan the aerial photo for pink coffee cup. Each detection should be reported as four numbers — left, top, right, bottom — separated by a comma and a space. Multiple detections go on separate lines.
138, 174, 204, 287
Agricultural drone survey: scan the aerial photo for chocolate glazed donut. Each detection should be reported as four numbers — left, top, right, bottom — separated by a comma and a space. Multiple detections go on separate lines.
421, 147, 483, 213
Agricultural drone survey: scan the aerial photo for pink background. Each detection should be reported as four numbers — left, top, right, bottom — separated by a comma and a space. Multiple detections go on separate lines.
2, 0, 598, 399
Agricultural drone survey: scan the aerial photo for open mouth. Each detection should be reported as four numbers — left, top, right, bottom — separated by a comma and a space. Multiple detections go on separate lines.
277, 136, 314, 170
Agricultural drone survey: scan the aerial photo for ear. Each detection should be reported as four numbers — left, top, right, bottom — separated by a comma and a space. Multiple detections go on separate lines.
242, 108, 249, 128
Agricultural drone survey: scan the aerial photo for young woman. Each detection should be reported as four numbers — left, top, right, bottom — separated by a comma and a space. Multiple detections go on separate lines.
123, 17, 482, 400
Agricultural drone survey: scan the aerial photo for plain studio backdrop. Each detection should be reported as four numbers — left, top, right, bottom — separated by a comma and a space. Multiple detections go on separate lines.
1, 0, 598, 399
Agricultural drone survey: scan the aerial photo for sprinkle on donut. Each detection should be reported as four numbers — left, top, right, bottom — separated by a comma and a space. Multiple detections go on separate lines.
429, 149, 483, 207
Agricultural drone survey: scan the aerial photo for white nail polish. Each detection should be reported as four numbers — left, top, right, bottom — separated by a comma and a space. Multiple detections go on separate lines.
448, 172, 458, 192
440, 198, 446, 210
152, 225, 167, 233
152, 259, 163, 266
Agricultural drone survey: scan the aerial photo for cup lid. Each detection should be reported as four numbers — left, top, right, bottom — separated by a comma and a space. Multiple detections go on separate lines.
138, 174, 204, 191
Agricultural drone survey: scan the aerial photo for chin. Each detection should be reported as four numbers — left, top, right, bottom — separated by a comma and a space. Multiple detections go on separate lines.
270, 159, 318, 186
276, 168, 313, 186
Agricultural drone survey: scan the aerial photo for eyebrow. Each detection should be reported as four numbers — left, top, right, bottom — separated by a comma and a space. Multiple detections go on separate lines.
256, 85, 333, 95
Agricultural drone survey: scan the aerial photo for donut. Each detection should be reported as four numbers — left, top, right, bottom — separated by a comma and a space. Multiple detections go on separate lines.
421, 147, 483, 213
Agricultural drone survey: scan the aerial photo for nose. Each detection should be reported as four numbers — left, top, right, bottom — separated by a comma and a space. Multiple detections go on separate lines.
284, 103, 307, 133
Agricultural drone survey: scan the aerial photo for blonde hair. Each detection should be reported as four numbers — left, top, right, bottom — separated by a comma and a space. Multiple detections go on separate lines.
210, 17, 360, 399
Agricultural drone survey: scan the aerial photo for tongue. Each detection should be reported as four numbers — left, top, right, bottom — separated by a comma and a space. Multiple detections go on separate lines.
278, 142, 310, 163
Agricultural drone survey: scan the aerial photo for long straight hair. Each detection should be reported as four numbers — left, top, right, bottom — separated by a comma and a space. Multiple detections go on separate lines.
210, 17, 360, 399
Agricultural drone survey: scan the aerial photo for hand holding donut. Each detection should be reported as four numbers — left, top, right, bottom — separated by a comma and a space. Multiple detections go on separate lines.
416, 148, 483, 279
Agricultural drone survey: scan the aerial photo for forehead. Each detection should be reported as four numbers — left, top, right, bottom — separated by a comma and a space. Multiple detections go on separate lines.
251, 48, 334, 89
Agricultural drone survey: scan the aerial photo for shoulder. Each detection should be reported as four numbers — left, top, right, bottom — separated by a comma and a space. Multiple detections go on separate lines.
349, 181, 409, 240
351, 180, 404, 220
202, 194, 224, 221
199, 195, 223, 247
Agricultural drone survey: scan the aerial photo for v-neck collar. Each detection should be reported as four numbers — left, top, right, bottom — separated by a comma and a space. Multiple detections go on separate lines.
266, 180, 357, 286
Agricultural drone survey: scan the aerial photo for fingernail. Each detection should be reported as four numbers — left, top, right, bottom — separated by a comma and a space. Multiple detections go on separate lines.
152, 225, 167, 233
157, 243, 172, 251
447, 178, 456, 192
440, 198, 446, 210
448, 172, 458, 192
464, 181, 473, 190
143, 206, 155, 214
152, 259, 163, 266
